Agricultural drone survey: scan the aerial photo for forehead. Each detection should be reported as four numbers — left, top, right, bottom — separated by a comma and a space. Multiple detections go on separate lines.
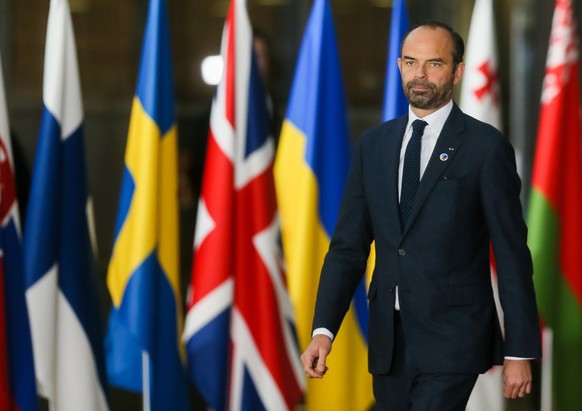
402, 26, 454, 61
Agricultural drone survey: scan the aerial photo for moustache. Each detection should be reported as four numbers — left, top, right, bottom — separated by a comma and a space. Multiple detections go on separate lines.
406, 80, 435, 89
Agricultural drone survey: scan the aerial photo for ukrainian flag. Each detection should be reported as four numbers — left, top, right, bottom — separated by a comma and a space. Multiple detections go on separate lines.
104, 0, 188, 409
274, 0, 373, 410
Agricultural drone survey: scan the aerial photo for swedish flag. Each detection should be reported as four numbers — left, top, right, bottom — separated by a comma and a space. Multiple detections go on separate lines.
104, 0, 188, 409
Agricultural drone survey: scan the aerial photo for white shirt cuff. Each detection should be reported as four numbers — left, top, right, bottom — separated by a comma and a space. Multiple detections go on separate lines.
312, 327, 334, 341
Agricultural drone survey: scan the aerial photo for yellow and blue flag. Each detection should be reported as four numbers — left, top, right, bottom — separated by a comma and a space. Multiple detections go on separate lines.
105, 0, 188, 409
274, 0, 373, 410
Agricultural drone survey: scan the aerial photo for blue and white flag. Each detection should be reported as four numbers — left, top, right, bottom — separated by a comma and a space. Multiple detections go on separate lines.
23, 1, 108, 409
382, 0, 409, 121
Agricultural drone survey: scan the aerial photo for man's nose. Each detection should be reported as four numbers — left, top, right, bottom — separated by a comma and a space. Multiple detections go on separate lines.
414, 65, 427, 78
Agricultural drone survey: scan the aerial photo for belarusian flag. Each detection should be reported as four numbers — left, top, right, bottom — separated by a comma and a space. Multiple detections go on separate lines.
527, 0, 582, 410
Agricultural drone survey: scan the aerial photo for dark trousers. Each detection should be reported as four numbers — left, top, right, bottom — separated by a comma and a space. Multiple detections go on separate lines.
372, 312, 478, 411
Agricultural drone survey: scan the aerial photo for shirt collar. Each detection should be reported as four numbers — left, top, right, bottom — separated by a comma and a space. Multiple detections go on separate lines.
406, 100, 454, 135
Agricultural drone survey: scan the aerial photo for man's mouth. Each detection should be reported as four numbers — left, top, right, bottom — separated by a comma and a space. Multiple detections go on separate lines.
409, 82, 432, 93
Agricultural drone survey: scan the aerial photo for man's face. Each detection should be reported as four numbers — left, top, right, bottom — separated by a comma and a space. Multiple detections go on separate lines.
398, 26, 464, 114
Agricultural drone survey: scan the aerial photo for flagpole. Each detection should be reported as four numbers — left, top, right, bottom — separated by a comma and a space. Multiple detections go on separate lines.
540, 328, 553, 411
142, 350, 151, 411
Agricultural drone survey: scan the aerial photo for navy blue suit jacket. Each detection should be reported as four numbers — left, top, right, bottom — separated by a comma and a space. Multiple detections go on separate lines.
313, 103, 542, 375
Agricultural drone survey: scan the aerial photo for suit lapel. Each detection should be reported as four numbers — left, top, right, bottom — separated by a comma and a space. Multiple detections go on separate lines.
402, 105, 464, 237
380, 118, 408, 234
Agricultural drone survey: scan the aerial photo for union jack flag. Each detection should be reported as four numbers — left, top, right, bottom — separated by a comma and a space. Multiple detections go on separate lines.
182, 1, 304, 410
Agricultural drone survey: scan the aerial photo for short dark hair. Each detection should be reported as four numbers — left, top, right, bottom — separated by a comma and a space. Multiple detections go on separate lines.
401, 21, 465, 66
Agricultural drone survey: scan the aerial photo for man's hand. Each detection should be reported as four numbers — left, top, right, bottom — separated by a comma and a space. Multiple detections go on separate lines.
300, 334, 332, 379
503, 359, 532, 399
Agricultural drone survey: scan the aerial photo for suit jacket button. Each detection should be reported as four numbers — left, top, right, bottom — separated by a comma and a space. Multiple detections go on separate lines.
389, 287, 394, 294
398, 249, 406, 256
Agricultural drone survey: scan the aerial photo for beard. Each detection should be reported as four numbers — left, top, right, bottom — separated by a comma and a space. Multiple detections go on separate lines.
403, 73, 455, 110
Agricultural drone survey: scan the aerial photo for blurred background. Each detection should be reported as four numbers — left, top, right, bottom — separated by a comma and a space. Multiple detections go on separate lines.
0, 0, 567, 274
0, 0, 579, 410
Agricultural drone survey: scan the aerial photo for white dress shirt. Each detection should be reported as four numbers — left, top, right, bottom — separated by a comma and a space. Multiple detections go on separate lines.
393, 101, 454, 310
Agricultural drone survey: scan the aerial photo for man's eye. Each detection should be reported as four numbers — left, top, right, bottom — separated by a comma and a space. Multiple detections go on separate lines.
430, 62, 441, 67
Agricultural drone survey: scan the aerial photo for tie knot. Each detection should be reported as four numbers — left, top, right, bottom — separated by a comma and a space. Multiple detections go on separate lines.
412, 119, 428, 135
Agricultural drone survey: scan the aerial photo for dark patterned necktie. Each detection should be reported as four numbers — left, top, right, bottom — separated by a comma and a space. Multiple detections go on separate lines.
400, 119, 428, 228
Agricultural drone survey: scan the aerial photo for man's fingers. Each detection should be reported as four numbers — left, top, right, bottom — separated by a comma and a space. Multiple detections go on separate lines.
314, 354, 328, 376
503, 379, 529, 399
519, 381, 532, 398
301, 349, 327, 378
503, 382, 524, 399
300, 351, 320, 378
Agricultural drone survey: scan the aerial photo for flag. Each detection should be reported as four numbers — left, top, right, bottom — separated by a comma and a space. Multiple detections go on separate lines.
104, 0, 188, 409
382, 0, 409, 122
459, 0, 504, 410
182, 0, 304, 409
459, 0, 501, 128
22, 0, 108, 409
527, 0, 582, 410
274, 0, 373, 410
0, 51, 38, 411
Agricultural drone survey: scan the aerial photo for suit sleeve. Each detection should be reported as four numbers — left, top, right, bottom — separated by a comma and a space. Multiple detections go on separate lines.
480, 135, 542, 358
312, 136, 374, 337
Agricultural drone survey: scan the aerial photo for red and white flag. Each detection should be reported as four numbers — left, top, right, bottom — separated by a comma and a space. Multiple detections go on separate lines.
460, 1, 504, 410
182, 1, 304, 410
0, 49, 38, 411
528, 1, 582, 409
460, 0, 501, 129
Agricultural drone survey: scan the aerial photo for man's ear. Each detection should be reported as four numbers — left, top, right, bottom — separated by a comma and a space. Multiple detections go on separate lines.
453, 61, 465, 85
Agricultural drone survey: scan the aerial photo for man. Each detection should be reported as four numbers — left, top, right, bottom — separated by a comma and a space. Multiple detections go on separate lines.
300, 21, 541, 410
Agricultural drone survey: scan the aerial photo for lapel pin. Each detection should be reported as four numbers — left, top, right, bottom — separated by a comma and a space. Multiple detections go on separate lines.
440, 153, 449, 161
